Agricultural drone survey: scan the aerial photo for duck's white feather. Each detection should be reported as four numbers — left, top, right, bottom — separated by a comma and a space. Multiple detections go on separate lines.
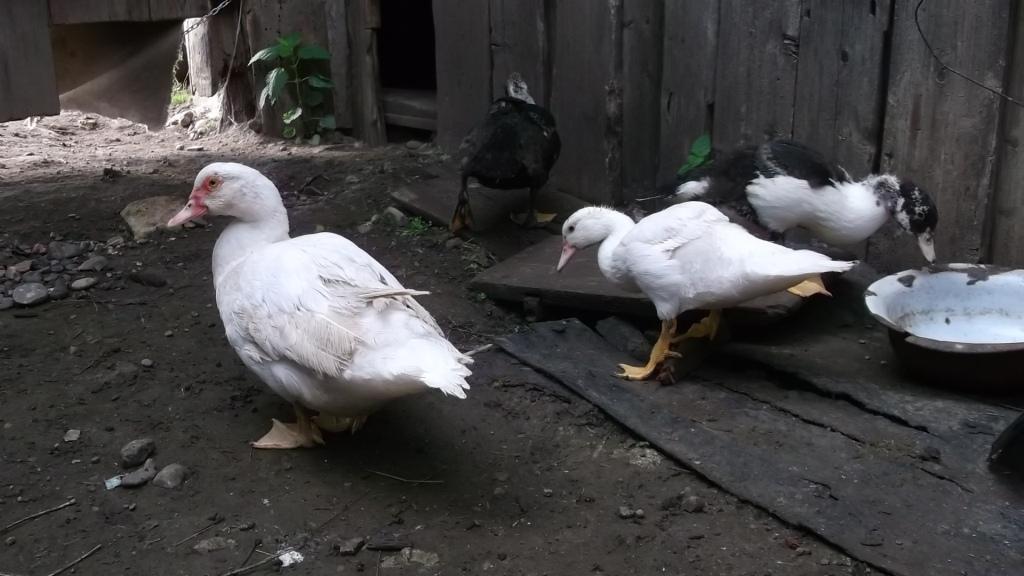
600, 202, 856, 320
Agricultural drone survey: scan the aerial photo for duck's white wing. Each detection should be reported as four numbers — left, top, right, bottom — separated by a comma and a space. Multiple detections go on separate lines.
622, 201, 730, 254
227, 232, 445, 381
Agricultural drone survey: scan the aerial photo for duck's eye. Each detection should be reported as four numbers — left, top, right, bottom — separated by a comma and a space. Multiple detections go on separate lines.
568, 225, 576, 233
208, 176, 221, 190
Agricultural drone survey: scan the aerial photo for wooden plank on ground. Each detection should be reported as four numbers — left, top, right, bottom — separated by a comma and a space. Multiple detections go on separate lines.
712, 0, 801, 147
990, 5, 1024, 266
50, 0, 150, 23
548, 0, 621, 204
489, 0, 547, 106
433, 0, 491, 151
657, 0, 719, 186
499, 319, 1024, 576
0, 0, 59, 122
792, 0, 891, 177
621, 0, 664, 199
325, 0, 352, 128
871, 0, 1013, 270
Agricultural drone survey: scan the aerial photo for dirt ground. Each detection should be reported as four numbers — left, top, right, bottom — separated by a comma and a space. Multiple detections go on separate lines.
0, 112, 871, 575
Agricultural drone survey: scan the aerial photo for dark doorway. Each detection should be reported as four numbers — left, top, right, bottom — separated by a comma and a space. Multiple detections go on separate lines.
378, 0, 437, 135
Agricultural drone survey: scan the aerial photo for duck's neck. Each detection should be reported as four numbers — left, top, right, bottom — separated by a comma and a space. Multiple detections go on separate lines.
596, 211, 636, 284
212, 203, 290, 286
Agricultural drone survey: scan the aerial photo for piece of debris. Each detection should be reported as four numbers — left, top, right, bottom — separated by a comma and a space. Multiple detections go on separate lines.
336, 536, 365, 556
104, 475, 123, 490
71, 277, 97, 291
382, 207, 408, 227
121, 458, 158, 487
152, 464, 189, 489
12, 283, 49, 307
63, 429, 81, 442
48, 241, 85, 260
279, 550, 304, 567
120, 438, 156, 468
193, 536, 236, 554
617, 506, 636, 519
185, 145, 205, 152
356, 214, 378, 234
120, 196, 189, 240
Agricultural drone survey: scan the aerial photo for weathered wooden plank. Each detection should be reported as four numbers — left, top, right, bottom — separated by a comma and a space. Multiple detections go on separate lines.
657, 0, 719, 186
871, 0, 1013, 270
325, 0, 352, 128
712, 0, 801, 147
347, 0, 385, 143
0, 0, 59, 122
621, 0, 664, 200
499, 319, 1024, 576
433, 0, 491, 151
793, 0, 891, 177
548, 0, 621, 204
149, 0, 210, 21
990, 5, 1024, 266
50, 0, 148, 23
183, 16, 222, 97
489, 0, 547, 106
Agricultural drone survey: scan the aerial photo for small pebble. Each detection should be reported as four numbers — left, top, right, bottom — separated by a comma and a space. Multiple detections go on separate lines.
542, 488, 553, 497
336, 536, 365, 556
63, 429, 81, 442
140, 358, 155, 368
71, 277, 97, 291
5, 536, 15, 546
12, 283, 49, 306
77, 255, 108, 272
634, 508, 645, 519
175, 143, 185, 151
617, 506, 635, 519
164, 330, 173, 337
681, 495, 705, 513
185, 145, 205, 152
120, 438, 156, 468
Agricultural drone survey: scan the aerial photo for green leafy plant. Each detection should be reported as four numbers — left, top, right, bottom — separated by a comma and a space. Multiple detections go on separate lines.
399, 216, 432, 237
676, 133, 712, 178
248, 33, 335, 141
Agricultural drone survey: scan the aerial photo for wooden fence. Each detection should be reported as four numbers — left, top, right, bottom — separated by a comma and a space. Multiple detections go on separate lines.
428, 0, 1023, 272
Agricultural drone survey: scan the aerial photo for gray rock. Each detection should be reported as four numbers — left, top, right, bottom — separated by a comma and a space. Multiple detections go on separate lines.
120, 196, 189, 240
12, 283, 49, 307
336, 537, 365, 556
77, 255, 108, 272
617, 506, 635, 519
48, 241, 85, 260
49, 278, 69, 300
140, 358, 155, 368
382, 206, 408, 227
0, 298, 12, 311
152, 463, 189, 489
12, 260, 31, 273
21, 270, 43, 283
595, 316, 651, 362
71, 277, 97, 291
405, 139, 424, 150
193, 536, 236, 554
121, 458, 158, 487
120, 438, 156, 468
681, 495, 705, 513
4, 268, 19, 281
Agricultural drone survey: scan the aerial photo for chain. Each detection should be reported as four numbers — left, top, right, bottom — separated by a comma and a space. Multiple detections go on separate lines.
183, 0, 233, 36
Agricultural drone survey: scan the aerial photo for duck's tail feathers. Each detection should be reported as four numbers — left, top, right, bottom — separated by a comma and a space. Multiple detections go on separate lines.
407, 337, 473, 399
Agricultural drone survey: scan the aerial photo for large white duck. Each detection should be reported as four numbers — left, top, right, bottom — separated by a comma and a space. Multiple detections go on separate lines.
167, 162, 472, 449
556, 202, 856, 380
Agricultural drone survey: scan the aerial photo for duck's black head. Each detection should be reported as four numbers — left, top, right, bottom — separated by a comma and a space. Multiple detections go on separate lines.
891, 180, 938, 262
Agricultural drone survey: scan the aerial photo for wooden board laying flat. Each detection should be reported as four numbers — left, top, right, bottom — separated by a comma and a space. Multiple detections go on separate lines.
499, 319, 1024, 576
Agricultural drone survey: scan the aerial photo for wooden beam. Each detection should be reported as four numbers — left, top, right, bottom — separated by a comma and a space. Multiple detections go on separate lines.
657, 0, 719, 186
621, 0, 664, 200
793, 0, 891, 178
871, 0, 1013, 270
990, 3, 1024, 266
0, 0, 59, 122
325, 0, 353, 128
50, 0, 150, 23
149, 0, 209, 21
712, 0, 802, 147
433, 0, 491, 151
489, 0, 547, 106
348, 0, 385, 144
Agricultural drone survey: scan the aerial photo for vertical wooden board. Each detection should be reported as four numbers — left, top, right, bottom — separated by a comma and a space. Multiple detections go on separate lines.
184, 17, 223, 97
712, 0, 801, 148
433, 0, 491, 151
49, 0, 150, 23
621, 0, 663, 199
990, 5, 1024, 266
793, 0, 891, 177
548, 0, 619, 204
347, 0, 385, 143
657, 0, 719, 185
325, 0, 353, 128
149, 0, 210, 21
0, 0, 59, 122
871, 0, 1013, 270
489, 0, 547, 106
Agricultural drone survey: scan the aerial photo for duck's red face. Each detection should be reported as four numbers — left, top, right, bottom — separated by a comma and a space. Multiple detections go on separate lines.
167, 174, 222, 227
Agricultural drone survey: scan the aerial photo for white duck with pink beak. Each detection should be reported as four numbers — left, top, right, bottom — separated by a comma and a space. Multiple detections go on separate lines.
168, 162, 472, 449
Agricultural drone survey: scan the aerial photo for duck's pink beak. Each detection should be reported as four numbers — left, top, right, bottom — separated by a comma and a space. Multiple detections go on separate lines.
556, 241, 576, 272
167, 196, 207, 227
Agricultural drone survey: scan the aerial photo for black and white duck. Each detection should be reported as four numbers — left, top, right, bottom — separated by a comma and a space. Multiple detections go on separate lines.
671, 139, 939, 265
450, 73, 561, 232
